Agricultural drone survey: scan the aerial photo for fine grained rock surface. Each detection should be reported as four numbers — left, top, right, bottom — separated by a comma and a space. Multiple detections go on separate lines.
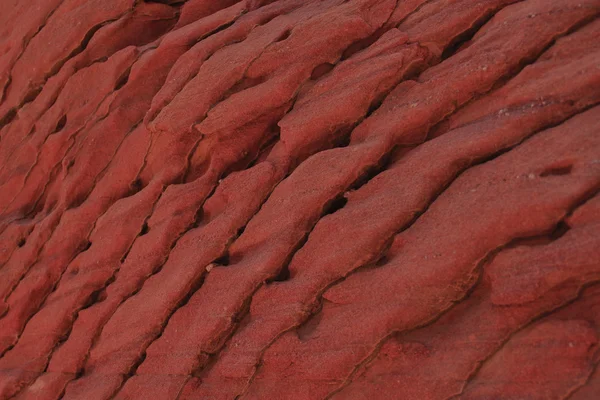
0, 1, 599, 399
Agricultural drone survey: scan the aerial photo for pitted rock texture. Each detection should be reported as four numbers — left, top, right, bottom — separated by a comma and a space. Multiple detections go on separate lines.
0, 1, 599, 399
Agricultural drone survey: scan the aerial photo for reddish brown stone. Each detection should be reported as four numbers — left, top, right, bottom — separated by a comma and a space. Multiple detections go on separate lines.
184, 17, 600, 399
245, 106, 600, 399
332, 193, 600, 399
0, 0, 599, 399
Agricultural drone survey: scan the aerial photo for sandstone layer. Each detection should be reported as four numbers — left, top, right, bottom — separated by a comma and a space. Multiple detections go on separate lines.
0, 0, 599, 399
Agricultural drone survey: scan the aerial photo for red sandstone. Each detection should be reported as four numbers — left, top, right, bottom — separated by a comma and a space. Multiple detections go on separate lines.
0, 0, 599, 399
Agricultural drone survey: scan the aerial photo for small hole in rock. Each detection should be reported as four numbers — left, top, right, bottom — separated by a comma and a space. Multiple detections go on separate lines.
550, 221, 570, 240
276, 29, 291, 42
0, 108, 17, 128
95, 290, 108, 303
311, 63, 334, 80
273, 266, 290, 282
213, 253, 230, 266
114, 69, 131, 91
540, 164, 573, 177
129, 178, 144, 195
324, 196, 348, 216
17, 238, 26, 247
340, 27, 384, 60
139, 222, 149, 236
69, 194, 85, 209
366, 95, 385, 118
65, 159, 75, 170
23, 86, 42, 104
237, 225, 246, 237
82, 241, 92, 252
375, 254, 388, 267
53, 115, 67, 134
192, 208, 206, 228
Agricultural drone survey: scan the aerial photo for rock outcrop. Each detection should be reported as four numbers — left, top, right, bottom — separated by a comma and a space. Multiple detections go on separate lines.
0, 0, 598, 399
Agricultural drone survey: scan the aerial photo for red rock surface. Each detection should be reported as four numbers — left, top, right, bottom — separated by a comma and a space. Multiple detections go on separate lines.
0, 1, 599, 399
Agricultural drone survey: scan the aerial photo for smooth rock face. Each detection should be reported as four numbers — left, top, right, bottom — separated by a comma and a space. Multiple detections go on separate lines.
0, 1, 599, 399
